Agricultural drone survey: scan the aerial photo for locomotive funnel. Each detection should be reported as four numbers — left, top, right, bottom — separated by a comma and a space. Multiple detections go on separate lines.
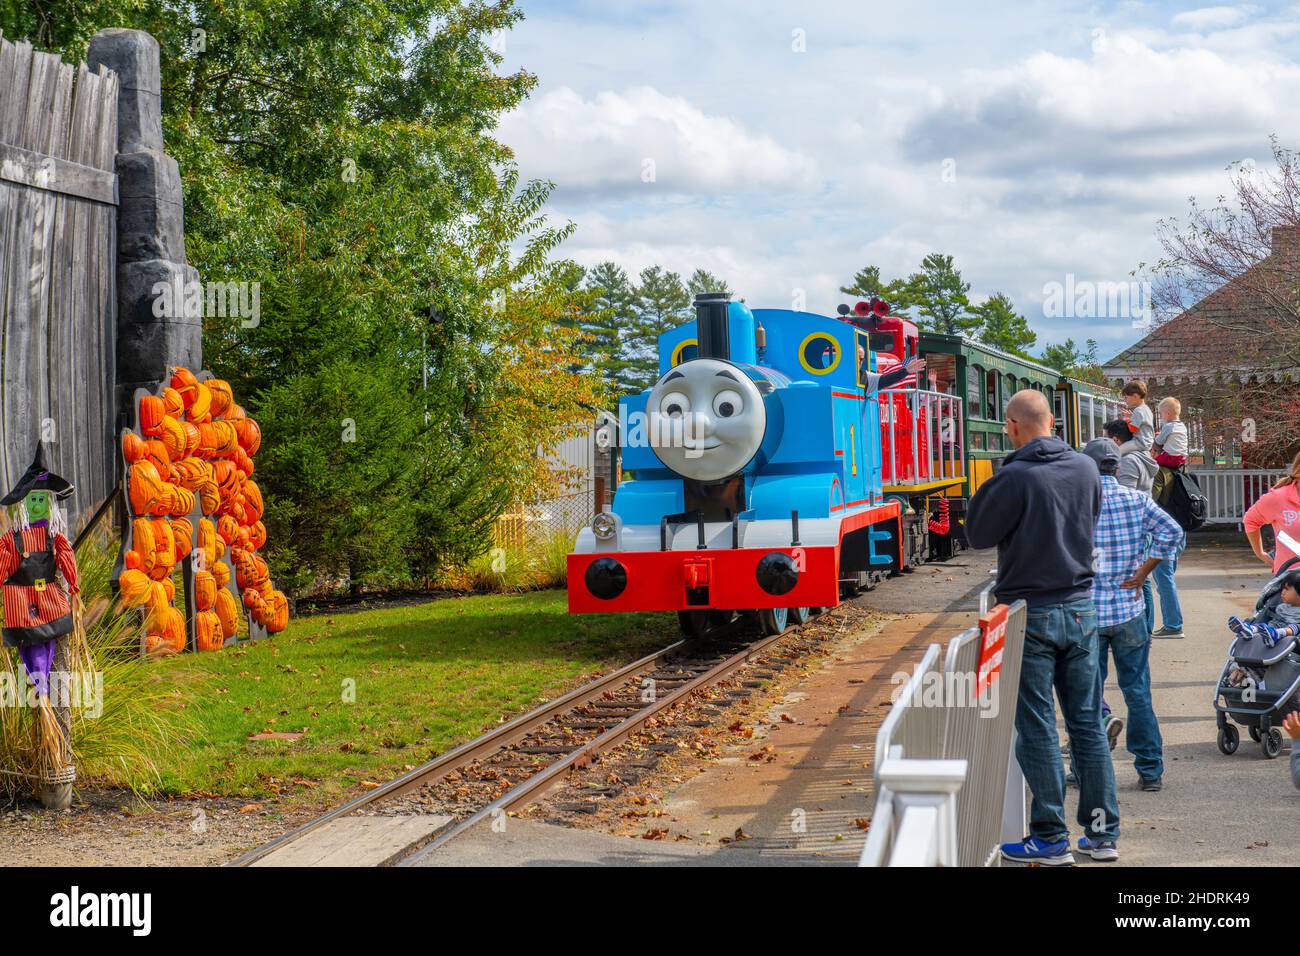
694, 292, 732, 361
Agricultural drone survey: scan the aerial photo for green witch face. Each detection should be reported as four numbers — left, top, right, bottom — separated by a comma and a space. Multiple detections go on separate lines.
24, 490, 50, 522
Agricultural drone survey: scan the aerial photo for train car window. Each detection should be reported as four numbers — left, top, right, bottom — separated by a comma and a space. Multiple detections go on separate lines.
798, 332, 841, 374
985, 369, 999, 420
987, 432, 1003, 452
671, 339, 698, 367
869, 332, 896, 356
1003, 373, 1015, 417
967, 365, 982, 411
971, 431, 985, 450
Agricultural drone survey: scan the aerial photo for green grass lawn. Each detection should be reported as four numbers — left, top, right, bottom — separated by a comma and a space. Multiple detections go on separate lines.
152, 590, 677, 804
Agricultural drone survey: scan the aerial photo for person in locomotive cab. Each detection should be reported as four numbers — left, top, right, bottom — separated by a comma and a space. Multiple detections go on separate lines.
965, 389, 1120, 866
855, 343, 926, 393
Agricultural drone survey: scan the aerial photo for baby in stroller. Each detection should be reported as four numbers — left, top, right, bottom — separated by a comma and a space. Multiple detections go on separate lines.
1216, 562, 1300, 757
1228, 568, 1300, 648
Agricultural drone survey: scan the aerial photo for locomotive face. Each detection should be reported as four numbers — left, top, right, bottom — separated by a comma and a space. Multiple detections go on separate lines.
647, 358, 766, 482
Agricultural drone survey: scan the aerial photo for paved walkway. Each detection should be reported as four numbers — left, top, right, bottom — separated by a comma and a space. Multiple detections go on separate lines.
1108, 543, 1298, 866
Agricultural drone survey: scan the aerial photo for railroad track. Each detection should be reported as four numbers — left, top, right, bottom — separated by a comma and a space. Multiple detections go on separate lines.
229, 608, 841, 867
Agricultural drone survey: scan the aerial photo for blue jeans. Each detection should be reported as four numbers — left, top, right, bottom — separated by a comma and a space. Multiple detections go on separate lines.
1098, 613, 1163, 780
1142, 577, 1155, 634
1015, 597, 1120, 844
1151, 536, 1185, 629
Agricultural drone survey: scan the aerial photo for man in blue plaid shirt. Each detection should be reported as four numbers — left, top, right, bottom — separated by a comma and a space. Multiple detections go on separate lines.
1082, 439, 1184, 792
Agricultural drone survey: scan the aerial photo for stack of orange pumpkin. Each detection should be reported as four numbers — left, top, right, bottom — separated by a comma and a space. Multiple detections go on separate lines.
118, 365, 287, 654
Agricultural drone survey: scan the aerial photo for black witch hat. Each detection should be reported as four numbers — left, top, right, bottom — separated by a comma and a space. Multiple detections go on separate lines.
1, 443, 73, 506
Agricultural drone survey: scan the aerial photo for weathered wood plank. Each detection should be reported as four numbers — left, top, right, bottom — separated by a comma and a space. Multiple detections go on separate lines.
46, 59, 74, 160
0, 142, 118, 205
0, 34, 119, 536
4, 41, 34, 150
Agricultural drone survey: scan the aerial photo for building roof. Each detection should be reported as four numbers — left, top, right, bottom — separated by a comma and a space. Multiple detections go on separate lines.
1102, 225, 1300, 386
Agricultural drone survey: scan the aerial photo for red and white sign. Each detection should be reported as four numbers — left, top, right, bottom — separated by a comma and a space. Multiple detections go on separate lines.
976, 604, 1008, 698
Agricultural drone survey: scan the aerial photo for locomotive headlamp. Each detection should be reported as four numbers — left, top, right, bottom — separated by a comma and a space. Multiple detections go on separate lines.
592, 511, 617, 540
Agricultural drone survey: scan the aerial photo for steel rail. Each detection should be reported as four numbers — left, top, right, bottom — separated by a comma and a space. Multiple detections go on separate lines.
398, 624, 801, 866
227, 637, 686, 867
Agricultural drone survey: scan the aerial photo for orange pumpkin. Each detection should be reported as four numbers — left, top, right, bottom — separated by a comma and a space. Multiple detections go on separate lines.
242, 481, 264, 522
163, 386, 185, 418
128, 461, 165, 515
160, 415, 187, 459
143, 439, 170, 473
117, 569, 150, 607
207, 379, 233, 417
214, 587, 239, 638
249, 521, 267, 550
170, 517, 193, 560
170, 367, 199, 404
122, 432, 146, 464
194, 570, 217, 611
139, 395, 166, 437
181, 421, 202, 458
238, 418, 261, 456
187, 381, 213, 422
212, 560, 231, 588
124, 549, 144, 571
130, 519, 157, 574
195, 610, 223, 651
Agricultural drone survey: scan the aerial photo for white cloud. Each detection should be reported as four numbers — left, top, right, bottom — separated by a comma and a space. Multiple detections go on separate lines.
1171, 5, 1257, 32
498, 86, 819, 196
495, 5, 1300, 360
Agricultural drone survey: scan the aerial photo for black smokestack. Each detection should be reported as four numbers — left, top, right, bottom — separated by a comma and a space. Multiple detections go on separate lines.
694, 292, 731, 360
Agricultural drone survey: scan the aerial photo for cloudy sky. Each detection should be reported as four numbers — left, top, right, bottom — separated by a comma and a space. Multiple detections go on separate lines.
495, 1, 1300, 361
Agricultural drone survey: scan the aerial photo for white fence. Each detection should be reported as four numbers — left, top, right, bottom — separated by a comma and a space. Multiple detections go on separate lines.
860, 597, 1028, 866
1189, 468, 1288, 526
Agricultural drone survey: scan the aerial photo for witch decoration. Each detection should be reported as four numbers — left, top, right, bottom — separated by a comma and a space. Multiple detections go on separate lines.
0, 444, 80, 793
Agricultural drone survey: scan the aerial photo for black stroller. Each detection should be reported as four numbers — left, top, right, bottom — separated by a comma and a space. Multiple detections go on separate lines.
1214, 557, 1300, 758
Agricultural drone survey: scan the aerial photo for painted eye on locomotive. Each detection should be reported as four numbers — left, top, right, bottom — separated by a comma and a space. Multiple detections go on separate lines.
646, 358, 767, 482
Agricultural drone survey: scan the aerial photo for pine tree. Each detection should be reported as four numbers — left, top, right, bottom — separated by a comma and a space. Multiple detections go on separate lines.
839, 265, 915, 317
581, 261, 638, 394
904, 253, 975, 335
972, 293, 1036, 357
623, 266, 690, 391
687, 269, 732, 299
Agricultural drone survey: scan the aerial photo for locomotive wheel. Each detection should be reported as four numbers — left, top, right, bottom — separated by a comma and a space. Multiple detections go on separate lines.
1217, 724, 1239, 755
677, 609, 733, 639
788, 606, 810, 626
1261, 726, 1283, 759
757, 606, 789, 636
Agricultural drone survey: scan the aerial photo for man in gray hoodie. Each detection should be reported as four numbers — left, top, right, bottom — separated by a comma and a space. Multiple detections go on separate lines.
1104, 419, 1157, 495
966, 389, 1120, 865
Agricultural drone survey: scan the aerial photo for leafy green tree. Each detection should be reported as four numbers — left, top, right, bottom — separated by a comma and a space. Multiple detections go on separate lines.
623, 266, 690, 391
972, 293, 1036, 357
686, 268, 732, 299
2, 0, 603, 591
904, 253, 975, 335
1040, 337, 1106, 384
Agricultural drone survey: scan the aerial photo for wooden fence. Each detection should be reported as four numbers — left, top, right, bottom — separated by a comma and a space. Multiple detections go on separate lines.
0, 31, 120, 539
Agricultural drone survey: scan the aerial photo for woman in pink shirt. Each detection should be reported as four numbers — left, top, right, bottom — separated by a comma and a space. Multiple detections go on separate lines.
1244, 453, 1300, 572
